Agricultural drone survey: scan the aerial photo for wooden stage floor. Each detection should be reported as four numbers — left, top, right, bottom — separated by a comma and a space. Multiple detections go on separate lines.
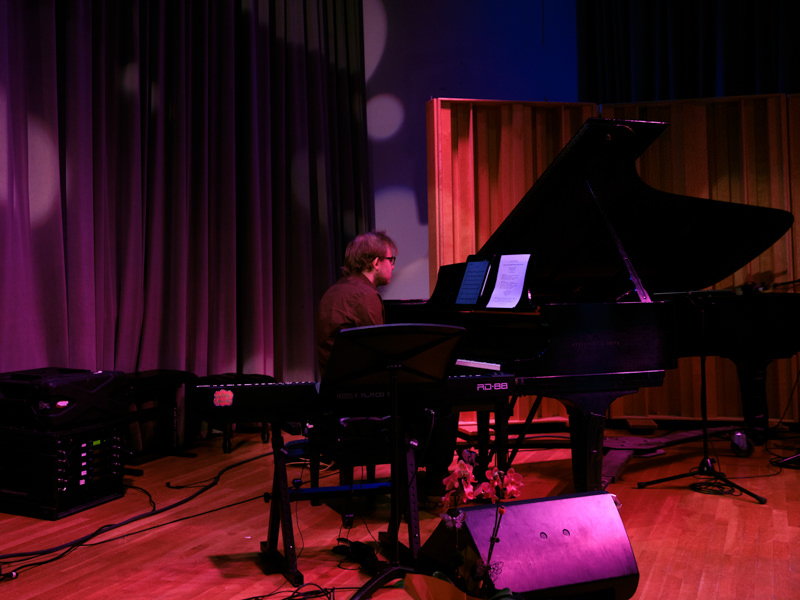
2, 425, 800, 599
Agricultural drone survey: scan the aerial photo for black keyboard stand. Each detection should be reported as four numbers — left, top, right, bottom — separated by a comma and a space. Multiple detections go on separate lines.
261, 421, 304, 585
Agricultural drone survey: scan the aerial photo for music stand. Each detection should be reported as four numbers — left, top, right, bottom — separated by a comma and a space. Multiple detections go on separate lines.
321, 323, 464, 598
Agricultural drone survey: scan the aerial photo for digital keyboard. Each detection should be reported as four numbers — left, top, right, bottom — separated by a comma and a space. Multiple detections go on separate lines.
192, 373, 518, 418
192, 380, 319, 422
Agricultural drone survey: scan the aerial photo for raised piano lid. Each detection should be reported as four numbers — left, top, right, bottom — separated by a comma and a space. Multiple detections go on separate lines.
474, 118, 794, 302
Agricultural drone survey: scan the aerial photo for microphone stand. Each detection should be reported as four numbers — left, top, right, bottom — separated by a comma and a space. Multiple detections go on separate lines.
636, 303, 767, 504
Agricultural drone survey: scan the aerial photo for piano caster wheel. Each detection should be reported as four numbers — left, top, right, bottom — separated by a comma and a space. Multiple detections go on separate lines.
730, 431, 754, 457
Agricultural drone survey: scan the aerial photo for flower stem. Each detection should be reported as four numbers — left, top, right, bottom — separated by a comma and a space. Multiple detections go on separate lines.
485, 502, 504, 566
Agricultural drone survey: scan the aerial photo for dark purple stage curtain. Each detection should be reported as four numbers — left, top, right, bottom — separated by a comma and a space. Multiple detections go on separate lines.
577, 0, 800, 104
0, 0, 371, 381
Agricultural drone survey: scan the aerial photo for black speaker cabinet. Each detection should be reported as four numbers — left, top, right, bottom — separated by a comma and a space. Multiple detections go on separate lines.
418, 491, 639, 599
0, 423, 125, 520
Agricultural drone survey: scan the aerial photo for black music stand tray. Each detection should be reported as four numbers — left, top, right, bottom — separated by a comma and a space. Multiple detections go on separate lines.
324, 323, 464, 598
261, 323, 464, 590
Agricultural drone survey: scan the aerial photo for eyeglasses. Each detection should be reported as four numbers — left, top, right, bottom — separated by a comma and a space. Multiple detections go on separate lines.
381, 256, 396, 265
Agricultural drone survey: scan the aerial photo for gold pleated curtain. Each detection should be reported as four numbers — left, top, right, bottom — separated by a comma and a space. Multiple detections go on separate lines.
427, 96, 800, 426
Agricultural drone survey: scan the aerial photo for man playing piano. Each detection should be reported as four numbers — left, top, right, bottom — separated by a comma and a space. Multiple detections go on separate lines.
315, 231, 455, 503
316, 231, 398, 373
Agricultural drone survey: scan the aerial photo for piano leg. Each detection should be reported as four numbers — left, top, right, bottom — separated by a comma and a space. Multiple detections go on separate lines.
565, 406, 607, 492
561, 392, 629, 492
735, 359, 770, 445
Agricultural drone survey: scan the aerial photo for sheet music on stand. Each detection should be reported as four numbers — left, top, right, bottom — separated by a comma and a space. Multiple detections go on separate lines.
486, 254, 531, 309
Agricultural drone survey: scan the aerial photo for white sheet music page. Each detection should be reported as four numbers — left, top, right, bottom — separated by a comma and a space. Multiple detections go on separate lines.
486, 254, 531, 309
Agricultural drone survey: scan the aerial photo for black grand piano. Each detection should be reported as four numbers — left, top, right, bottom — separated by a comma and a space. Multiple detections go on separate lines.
385, 117, 797, 492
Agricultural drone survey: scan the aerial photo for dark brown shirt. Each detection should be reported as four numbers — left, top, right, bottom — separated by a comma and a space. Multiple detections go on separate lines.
316, 272, 384, 373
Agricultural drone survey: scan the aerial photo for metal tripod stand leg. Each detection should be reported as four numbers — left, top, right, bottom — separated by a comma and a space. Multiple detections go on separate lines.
637, 352, 767, 504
